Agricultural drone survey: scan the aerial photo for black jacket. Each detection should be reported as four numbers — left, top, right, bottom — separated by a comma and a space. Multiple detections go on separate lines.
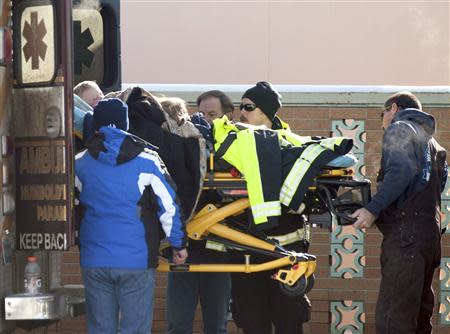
126, 87, 204, 221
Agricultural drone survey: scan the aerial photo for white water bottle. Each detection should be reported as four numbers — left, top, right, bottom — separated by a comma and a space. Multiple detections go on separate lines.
24, 256, 42, 294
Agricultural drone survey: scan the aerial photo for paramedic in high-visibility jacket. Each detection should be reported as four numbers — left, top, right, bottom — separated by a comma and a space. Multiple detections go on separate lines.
230, 82, 311, 334
75, 98, 188, 334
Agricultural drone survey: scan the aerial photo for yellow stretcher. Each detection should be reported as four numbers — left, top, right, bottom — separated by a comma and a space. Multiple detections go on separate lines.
158, 160, 371, 297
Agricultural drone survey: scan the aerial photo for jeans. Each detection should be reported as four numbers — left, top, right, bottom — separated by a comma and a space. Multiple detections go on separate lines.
82, 267, 155, 334
166, 271, 231, 334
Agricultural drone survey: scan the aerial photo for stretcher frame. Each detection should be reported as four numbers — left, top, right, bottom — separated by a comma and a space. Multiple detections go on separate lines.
157, 165, 371, 296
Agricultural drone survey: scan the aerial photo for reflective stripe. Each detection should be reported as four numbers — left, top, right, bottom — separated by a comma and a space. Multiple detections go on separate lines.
205, 240, 227, 252
75, 175, 83, 193
305, 223, 311, 242
280, 137, 345, 206
75, 150, 87, 161
319, 138, 343, 150
287, 203, 306, 214
268, 228, 306, 246
254, 207, 282, 220
318, 137, 345, 151
252, 201, 282, 221
280, 145, 324, 206
252, 201, 280, 213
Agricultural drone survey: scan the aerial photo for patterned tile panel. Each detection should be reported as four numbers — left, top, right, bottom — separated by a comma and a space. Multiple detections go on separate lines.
330, 300, 365, 334
441, 257, 450, 291
440, 294, 450, 325
443, 171, 450, 233
440, 174, 450, 324
331, 120, 365, 155
443, 172, 450, 199
331, 119, 366, 180
330, 119, 366, 279
330, 243, 365, 279
440, 257, 450, 325
331, 223, 365, 245
443, 201, 450, 234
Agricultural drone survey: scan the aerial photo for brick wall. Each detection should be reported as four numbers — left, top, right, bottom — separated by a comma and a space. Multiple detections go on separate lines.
21, 104, 449, 334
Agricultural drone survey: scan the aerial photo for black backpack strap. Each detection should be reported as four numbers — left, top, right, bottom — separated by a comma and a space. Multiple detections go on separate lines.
215, 132, 237, 159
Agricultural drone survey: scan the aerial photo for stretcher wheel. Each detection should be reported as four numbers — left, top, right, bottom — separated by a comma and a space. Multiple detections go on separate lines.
278, 275, 307, 297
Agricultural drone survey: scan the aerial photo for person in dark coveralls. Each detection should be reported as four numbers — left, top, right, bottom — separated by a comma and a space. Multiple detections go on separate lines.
351, 91, 448, 334
166, 91, 234, 334
75, 98, 188, 334
231, 82, 311, 334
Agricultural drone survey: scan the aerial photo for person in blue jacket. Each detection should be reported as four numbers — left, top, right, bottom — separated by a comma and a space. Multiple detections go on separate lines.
352, 92, 447, 334
75, 98, 188, 334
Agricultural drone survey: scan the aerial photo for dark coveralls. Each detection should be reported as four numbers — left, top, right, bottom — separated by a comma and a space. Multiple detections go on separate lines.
365, 109, 448, 334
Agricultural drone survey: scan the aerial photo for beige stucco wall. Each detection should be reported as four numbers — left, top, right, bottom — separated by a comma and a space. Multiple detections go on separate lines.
120, 0, 449, 86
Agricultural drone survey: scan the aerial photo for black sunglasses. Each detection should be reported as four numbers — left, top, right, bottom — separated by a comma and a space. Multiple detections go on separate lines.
239, 103, 257, 112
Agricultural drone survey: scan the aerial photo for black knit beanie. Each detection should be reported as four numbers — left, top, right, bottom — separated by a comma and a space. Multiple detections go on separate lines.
93, 98, 129, 131
242, 81, 282, 121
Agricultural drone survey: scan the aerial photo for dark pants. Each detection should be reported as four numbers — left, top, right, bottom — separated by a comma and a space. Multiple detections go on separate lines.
230, 238, 310, 334
166, 271, 231, 334
376, 211, 441, 334
166, 247, 231, 334
230, 271, 310, 334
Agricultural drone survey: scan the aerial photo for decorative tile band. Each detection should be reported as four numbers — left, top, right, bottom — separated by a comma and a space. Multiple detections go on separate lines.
330, 243, 365, 279
331, 120, 365, 155
443, 172, 450, 234
439, 292, 450, 325
330, 300, 365, 334
330, 120, 366, 279
440, 257, 450, 325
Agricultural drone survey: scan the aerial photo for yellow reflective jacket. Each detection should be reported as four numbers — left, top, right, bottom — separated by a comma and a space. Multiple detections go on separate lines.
213, 116, 352, 227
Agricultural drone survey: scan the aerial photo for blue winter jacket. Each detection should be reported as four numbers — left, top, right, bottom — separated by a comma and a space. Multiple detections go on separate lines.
366, 108, 448, 217
75, 127, 186, 269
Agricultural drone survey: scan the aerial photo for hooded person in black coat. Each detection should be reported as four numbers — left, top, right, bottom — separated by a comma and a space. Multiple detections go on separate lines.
125, 87, 205, 222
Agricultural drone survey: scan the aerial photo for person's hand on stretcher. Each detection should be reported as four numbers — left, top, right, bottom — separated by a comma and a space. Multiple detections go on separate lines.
351, 208, 376, 229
